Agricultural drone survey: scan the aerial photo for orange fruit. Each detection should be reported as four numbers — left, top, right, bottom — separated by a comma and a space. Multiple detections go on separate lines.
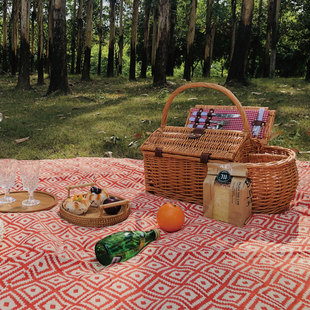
157, 203, 185, 232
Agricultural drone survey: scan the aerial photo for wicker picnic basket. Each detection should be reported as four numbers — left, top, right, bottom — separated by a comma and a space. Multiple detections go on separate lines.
140, 82, 298, 214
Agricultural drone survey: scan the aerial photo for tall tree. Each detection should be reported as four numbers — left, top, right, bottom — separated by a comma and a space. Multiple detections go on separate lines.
37, 0, 44, 84
30, 0, 37, 73
183, 0, 197, 81
2, 0, 8, 73
47, 0, 70, 94
153, 0, 169, 86
82, 0, 93, 81
166, 0, 177, 76
76, 0, 84, 74
117, 0, 124, 75
10, 0, 19, 76
97, 0, 103, 75
269, 0, 281, 78
17, 0, 31, 90
151, 5, 159, 75
107, 0, 116, 77
202, 0, 214, 77
46, 0, 53, 75
262, 0, 273, 77
70, 0, 77, 74
140, 0, 152, 78
230, 0, 237, 63
129, 0, 140, 80
226, 0, 254, 84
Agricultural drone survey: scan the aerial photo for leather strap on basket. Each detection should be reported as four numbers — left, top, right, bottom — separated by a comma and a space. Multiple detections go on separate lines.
160, 83, 251, 134
189, 127, 205, 139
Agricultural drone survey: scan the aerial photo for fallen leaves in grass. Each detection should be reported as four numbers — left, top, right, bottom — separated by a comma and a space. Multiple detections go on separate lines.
16, 137, 30, 144
270, 130, 284, 140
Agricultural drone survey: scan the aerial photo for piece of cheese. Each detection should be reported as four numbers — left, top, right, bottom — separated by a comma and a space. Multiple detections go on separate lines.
212, 183, 230, 222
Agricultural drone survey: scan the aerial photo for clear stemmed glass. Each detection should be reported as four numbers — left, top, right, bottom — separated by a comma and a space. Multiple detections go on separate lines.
0, 159, 18, 204
19, 160, 41, 207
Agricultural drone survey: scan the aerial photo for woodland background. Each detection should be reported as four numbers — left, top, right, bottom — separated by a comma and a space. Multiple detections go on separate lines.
0, 0, 309, 90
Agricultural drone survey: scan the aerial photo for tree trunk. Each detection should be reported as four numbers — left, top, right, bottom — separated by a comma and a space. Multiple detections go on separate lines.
107, 0, 116, 77
306, 57, 310, 81
47, 0, 53, 75
249, 0, 263, 77
151, 5, 158, 75
47, 0, 70, 94
166, 0, 177, 76
2, 0, 8, 73
230, 0, 237, 63
153, 0, 169, 86
140, 0, 152, 78
30, 0, 37, 73
70, 0, 77, 74
82, 0, 93, 81
129, 0, 140, 80
17, 0, 31, 90
262, 0, 273, 77
76, 0, 83, 74
97, 0, 103, 75
10, 0, 19, 76
202, 0, 213, 77
269, 0, 281, 78
117, 0, 124, 75
183, 0, 197, 81
226, 0, 254, 84
37, 0, 44, 84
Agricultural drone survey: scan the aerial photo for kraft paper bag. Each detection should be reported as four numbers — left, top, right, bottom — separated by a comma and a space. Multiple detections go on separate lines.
203, 163, 252, 227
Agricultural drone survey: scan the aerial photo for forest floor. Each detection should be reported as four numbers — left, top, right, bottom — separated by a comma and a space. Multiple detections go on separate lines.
0, 74, 309, 161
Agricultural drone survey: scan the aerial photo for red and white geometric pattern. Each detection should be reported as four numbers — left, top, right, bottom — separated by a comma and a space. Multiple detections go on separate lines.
0, 157, 310, 309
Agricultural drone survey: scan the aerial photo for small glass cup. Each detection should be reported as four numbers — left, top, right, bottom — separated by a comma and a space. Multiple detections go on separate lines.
19, 160, 41, 207
0, 159, 18, 204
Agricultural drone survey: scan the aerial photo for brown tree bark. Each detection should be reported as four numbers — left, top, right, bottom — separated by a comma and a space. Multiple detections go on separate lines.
76, 0, 84, 74
17, 0, 31, 90
37, 0, 44, 84
140, 0, 152, 78
153, 0, 169, 86
10, 0, 19, 76
230, 0, 237, 63
2, 0, 8, 73
117, 0, 124, 76
226, 0, 254, 84
262, 0, 273, 77
202, 0, 213, 77
129, 0, 140, 80
269, 0, 281, 78
183, 0, 197, 81
30, 0, 37, 73
70, 0, 77, 74
151, 5, 158, 75
166, 0, 177, 76
97, 0, 103, 75
46, 0, 53, 75
82, 0, 93, 81
306, 57, 310, 81
47, 0, 70, 94
107, 0, 116, 77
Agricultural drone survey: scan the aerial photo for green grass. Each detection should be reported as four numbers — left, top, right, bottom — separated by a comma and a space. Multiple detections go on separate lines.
0, 74, 309, 161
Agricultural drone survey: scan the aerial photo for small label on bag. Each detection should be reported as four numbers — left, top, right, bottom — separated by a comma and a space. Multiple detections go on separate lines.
216, 170, 232, 184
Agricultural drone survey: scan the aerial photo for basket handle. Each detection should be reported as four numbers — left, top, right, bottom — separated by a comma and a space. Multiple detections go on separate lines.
161, 82, 251, 134
66, 182, 95, 198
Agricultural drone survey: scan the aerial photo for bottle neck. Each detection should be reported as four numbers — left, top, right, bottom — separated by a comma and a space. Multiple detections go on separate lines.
145, 229, 160, 243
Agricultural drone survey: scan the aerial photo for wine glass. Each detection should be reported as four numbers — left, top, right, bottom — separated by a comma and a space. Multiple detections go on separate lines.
0, 159, 18, 204
19, 160, 41, 207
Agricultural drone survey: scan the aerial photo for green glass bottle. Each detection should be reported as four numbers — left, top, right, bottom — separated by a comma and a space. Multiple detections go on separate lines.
95, 229, 160, 266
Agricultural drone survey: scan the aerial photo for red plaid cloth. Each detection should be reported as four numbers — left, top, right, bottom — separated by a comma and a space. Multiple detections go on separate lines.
0, 157, 309, 309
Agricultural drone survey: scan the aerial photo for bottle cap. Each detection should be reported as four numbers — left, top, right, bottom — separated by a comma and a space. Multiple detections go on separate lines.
152, 228, 160, 240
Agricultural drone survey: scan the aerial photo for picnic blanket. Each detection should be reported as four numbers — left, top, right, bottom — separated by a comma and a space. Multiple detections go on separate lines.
0, 157, 309, 309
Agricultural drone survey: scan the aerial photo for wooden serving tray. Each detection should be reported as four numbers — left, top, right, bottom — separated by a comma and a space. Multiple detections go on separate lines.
0, 191, 58, 213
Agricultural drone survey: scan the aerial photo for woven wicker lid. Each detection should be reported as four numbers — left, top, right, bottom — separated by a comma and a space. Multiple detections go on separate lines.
140, 126, 251, 161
